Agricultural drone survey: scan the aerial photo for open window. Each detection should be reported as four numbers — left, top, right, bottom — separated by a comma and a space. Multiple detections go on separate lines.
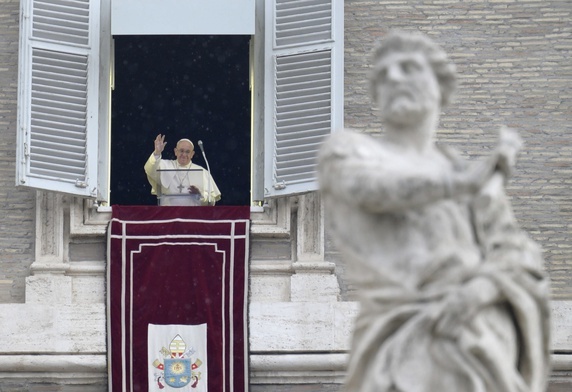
16, 0, 343, 204
110, 35, 251, 206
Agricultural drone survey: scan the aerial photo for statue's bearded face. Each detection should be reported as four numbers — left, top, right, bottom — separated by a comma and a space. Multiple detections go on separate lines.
373, 51, 441, 127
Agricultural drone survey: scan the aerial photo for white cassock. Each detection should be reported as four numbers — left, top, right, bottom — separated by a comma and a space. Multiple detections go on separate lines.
144, 153, 221, 206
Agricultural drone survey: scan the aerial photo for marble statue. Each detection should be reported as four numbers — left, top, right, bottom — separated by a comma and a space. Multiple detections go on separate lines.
318, 32, 551, 392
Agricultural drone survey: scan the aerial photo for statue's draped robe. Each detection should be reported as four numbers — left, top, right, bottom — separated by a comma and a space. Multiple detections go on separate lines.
319, 131, 550, 392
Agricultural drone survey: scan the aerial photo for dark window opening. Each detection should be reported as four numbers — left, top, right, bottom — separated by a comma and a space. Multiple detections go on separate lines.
110, 35, 251, 206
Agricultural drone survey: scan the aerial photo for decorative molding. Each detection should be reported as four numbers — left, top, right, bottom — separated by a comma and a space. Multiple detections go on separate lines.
0, 355, 107, 386
249, 353, 571, 385
250, 353, 347, 384
296, 193, 324, 261
35, 191, 66, 263
0, 355, 106, 373
67, 261, 106, 276
70, 196, 292, 239
250, 263, 294, 275
70, 198, 111, 237
292, 261, 336, 274
250, 197, 291, 238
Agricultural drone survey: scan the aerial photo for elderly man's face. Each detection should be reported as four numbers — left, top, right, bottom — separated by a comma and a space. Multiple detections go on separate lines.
374, 50, 441, 127
174, 141, 195, 166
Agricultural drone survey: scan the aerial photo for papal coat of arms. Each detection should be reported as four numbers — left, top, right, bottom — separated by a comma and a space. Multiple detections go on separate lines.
151, 333, 205, 389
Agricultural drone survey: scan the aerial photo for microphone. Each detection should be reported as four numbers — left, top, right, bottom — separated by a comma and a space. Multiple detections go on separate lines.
197, 140, 212, 205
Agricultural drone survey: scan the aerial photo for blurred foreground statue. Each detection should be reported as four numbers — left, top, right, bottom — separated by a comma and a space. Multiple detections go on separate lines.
319, 32, 550, 392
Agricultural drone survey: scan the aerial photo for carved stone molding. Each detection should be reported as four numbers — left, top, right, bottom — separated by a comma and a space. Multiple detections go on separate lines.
70, 197, 292, 239
0, 355, 107, 386
34, 191, 66, 264
250, 353, 347, 384
70, 198, 111, 237
250, 197, 291, 238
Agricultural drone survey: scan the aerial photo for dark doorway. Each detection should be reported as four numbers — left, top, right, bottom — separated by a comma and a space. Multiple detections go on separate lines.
110, 35, 251, 206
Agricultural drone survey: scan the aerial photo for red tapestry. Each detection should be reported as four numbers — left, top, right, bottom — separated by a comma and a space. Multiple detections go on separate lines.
108, 206, 250, 392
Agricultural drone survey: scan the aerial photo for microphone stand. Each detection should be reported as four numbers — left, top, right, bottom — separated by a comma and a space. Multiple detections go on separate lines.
198, 141, 212, 206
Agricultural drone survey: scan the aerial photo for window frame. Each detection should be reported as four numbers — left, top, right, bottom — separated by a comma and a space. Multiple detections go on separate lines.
17, 0, 343, 204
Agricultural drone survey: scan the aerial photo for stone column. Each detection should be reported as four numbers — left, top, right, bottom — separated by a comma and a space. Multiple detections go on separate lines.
25, 191, 72, 304
291, 192, 340, 302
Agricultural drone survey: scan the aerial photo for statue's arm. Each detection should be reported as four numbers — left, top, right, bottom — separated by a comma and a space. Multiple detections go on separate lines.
318, 132, 498, 212
325, 159, 451, 212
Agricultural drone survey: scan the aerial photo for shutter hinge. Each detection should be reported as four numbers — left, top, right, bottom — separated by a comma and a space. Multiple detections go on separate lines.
273, 181, 286, 190
75, 180, 88, 188
24, 142, 29, 157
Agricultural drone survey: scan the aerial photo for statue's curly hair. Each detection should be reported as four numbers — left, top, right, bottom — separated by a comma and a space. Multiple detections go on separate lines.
371, 31, 457, 107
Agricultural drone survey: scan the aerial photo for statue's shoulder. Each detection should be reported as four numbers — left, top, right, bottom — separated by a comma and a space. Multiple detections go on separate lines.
320, 129, 379, 160
435, 142, 468, 170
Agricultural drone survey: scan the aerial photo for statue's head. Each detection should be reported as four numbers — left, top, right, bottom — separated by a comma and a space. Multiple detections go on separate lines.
370, 32, 456, 107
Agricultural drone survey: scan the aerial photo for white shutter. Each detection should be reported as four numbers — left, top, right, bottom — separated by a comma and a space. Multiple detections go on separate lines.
264, 0, 343, 198
16, 0, 101, 198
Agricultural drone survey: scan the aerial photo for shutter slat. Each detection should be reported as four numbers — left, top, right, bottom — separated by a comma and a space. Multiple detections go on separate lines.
276, 22, 332, 39
277, 110, 331, 120
276, 0, 329, 14
32, 90, 86, 104
277, 72, 330, 87
32, 0, 90, 46
277, 86, 330, 100
31, 104, 87, 120
18, 0, 100, 197
29, 169, 84, 181
32, 97, 87, 113
33, 50, 89, 68
264, 0, 341, 196
276, 126, 330, 141
32, 130, 89, 147
34, 21, 89, 38
28, 47, 89, 182
277, 99, 331, 115
277, 165, 316, 177
30, 152, 86, 168
32, 112, 86, 127
278, 139, 323, 152
277, 155, 317, 168
275, 0, 332, 48
273, 47, 332, 186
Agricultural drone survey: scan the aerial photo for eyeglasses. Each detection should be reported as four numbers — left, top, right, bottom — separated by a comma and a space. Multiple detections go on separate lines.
177, 149, 193, 154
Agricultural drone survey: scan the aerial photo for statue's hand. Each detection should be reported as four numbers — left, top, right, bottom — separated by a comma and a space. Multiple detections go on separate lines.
433, 288, 476, 339
434, 277, 501, 339
451, 153, 498, 196
496, 126, 522, 181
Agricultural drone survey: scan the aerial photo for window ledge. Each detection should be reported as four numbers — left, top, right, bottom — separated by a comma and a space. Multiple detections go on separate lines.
70, 197, 292, 239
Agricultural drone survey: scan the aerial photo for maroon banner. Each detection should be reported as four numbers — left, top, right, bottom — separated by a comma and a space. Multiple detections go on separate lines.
108, 206, 250, 392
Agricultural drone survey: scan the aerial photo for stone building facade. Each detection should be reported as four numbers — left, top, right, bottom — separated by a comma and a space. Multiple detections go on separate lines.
0, 1, 570, 391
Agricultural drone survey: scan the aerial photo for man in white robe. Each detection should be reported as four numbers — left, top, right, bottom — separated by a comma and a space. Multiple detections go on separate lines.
144, 134, 221, 206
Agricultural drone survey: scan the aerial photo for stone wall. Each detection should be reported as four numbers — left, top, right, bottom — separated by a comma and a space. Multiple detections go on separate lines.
0, 0, 36, 304
0, 1, 570, 391
336, 0, 572, 300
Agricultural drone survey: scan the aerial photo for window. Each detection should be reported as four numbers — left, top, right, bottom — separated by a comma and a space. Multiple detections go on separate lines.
110, 35, 251, 206
16, 0, 343, 203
